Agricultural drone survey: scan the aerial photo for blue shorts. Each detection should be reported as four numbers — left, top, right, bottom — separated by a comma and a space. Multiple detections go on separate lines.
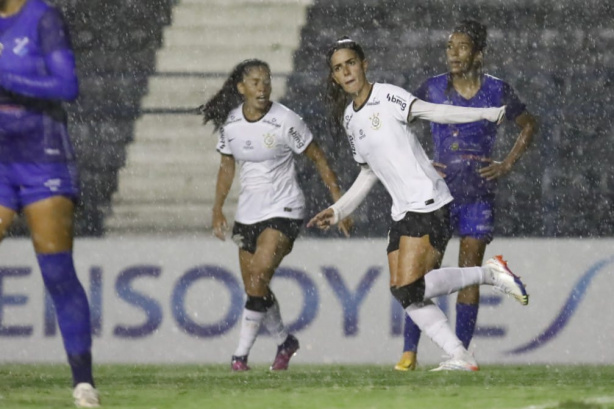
0, 162, 80, 211
449, 200, 494, 243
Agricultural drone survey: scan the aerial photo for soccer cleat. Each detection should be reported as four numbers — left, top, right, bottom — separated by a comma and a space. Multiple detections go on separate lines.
484, 255, 529, 306
72, 383, 100, 408
394, 351, 417, 371
270, 334, 300, 371
231, 355, 250, 372
430, 351, 479, 372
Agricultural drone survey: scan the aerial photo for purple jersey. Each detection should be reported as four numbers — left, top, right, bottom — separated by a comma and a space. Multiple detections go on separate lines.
415, 74, 526, 203
0, 0, 77, 163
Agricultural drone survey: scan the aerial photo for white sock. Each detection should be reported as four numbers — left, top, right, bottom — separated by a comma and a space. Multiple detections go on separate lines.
424, 266, 487, 299
262, 299, 289, 346
234, 308, 265, 357
405, 299, 464, 357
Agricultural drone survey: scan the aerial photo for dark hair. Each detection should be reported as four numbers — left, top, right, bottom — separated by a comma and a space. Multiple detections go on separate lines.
198, 59, 270, 130
325, 36, 367, 132
452, 19, 487, 53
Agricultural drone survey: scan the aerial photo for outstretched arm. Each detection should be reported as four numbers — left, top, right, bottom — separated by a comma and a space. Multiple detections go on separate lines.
303, 141, 352, 236
212, 154, 236, 241
307, 164, 378, 230
408, 99, 505, 124
479, 111, 537, 180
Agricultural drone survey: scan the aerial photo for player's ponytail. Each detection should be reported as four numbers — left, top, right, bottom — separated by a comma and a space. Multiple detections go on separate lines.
199, 59, 270, 130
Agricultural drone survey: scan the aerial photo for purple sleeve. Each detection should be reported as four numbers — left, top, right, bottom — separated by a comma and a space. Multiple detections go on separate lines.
502, 82, 526, 121
413, 81, 429, 101
0, 9, 78, 101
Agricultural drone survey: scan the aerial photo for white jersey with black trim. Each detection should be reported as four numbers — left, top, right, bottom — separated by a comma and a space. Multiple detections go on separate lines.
343, 83, 453, 220
216, 102, 313, 224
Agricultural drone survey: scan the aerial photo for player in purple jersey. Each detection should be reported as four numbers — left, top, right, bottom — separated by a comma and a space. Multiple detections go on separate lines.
0, 0, 99, 406
395, 20, 537, 371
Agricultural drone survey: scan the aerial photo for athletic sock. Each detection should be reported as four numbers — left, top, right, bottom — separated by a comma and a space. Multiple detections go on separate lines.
405, 299, 463, 357
262, 298, 289, 346
423, 266, 485, 299
234, 308, 265, 357
456, 303, 479, 349
37, 252, 93, 385
402, 314, 422, 353
68, 351, 94, 386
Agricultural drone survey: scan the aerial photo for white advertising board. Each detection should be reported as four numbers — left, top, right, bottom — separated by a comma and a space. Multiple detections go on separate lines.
0, 237, 612, 365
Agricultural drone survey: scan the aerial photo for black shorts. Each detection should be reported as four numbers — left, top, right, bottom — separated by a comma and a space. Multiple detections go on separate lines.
386, 205, 452, 254
232, 217, 302, 254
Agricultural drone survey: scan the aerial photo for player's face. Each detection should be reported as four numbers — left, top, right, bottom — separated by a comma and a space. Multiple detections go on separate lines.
330, 48, 369, 96
446, 33, 480, 75
238, 66, 272, 113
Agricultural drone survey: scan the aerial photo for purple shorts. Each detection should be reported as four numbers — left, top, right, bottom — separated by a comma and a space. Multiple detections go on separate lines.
0, 162, 80, 211
449, 200, 494, 243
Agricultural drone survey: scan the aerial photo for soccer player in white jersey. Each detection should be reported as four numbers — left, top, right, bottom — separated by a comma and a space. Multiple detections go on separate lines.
308, 37, 529, 371
200, 59, 350, 371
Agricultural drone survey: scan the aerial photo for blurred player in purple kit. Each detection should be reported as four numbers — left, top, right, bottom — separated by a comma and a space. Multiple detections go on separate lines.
395, 19, 537, 371
0, 0, 99, 406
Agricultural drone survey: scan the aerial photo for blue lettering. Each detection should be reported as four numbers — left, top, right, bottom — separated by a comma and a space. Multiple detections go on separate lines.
90, 267, 103, 336
475, 295, 505, 337
114, 266, 162, 338
0, 267, 33, 337
275, 268, 319, 333
322, 266, 380, 336
44, 290, 55, 336
172, 265, 243, 337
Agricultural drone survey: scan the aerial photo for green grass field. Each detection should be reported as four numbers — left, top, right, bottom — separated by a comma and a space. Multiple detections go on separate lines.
1, 364, 613, 409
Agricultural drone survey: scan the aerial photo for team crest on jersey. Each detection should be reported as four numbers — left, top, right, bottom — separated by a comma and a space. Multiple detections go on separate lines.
263, 133, 275, 148
13, 37, 30, 56
451, 142, 459, 151
369, 113, 381, 130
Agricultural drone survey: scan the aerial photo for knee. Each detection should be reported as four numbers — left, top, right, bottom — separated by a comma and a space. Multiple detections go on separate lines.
390, 277, 426, 309
246, 263, 274, 288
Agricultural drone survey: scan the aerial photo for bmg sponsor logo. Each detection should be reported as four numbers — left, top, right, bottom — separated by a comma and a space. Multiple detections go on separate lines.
288, 127, 305, 149
386, 93, 407, 111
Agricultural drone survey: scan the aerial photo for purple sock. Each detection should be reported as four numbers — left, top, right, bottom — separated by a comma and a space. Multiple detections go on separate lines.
456, 303, 479, 349
402, 314, 422, 352
37, 252, 93, 386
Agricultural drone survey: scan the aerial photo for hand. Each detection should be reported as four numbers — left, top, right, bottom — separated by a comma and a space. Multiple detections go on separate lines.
432, 161, 447, 178
479, 160, 512, 181
337, 217, 353, 238
212, 209, 228, 241
307, 208, 336, 231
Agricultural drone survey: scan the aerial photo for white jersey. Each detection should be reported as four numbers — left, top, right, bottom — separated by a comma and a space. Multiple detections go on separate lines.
343, 83, 453, 221
216, 102, 313, 224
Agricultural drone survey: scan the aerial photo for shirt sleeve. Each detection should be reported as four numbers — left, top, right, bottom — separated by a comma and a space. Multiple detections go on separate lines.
384, 85, 416, 124
502, 81, 526, 121
216, 126, 232, 155
39, 8, 73, 54
283, 110, 314, 154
